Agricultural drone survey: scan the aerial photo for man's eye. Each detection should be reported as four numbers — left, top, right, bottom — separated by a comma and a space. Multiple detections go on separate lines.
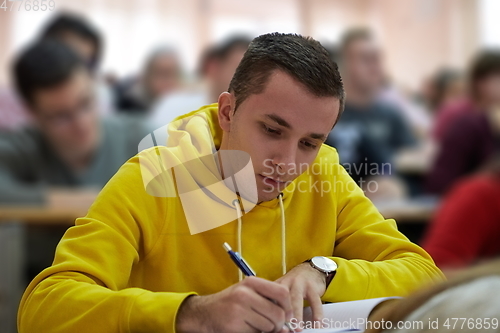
301, 141, 317, 149
263, 125, 280, 135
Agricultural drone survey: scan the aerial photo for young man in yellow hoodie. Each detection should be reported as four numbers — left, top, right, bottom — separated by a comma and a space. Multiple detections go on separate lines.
18, 33, 443, 333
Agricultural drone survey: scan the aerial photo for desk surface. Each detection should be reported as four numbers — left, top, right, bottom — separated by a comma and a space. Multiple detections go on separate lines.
394, 142, 436, 175
375, 198, 438, 223
0, 198, 437, 225
0, 206, 87, 225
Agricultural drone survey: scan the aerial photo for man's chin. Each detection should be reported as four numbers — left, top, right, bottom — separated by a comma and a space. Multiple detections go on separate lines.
257, 189, 281, 203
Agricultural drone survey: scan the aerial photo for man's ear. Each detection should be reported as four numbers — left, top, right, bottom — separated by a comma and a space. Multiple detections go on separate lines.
218, 92, 235, 132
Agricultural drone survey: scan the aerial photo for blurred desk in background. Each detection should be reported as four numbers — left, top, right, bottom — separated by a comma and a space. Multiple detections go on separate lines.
0, 206, 87, 225
0, 197, 441, 225
0, 200, 439, 225
375, 197, 440, 244
394, 141, 436, 176
376, 198, 439, 223
394, 141, 437, 198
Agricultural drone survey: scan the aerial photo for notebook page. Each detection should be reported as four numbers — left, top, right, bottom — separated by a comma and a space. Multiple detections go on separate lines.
302, 297, 400, 331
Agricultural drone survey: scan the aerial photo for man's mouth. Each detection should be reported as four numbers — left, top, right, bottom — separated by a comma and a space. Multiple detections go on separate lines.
258, 174, 289, 188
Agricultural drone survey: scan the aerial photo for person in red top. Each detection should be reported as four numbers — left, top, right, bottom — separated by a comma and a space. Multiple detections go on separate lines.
425, 50, 500, 195
422, 160, 500, 269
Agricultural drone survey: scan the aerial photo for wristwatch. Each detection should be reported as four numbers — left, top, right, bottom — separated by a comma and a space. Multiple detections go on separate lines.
306, 256, 337, 287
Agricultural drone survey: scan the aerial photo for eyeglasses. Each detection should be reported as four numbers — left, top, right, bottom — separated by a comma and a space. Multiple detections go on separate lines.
41, 95, 97, 128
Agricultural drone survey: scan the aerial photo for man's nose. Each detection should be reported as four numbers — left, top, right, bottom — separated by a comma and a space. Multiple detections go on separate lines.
272, 144, 297, 176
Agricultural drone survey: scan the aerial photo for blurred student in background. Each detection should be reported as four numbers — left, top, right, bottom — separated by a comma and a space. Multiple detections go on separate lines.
40, 12, 114, 116
428, 69, 466, 118
0, 12, 110, 131
114, 46, 182, 113
40, 12, 102, 73
201, 36, 251, 103
0, 84, 31, 131
0, 39, 149, 276
366, 259, 500, 333
426, 69, 466, 143
378, 77, 432, 140
150, 35, 250, 128
326, 28, 416, 200
426, 50, 500, 195
421, 156, 500, 270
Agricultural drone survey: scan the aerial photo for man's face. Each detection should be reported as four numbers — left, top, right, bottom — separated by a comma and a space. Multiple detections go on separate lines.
219, 71, 340, 202
207, 47, 247, 97
344, 39, 384, 94
146, 54, 181, 100
477, 73, 500, 105
31, 68, 100, 158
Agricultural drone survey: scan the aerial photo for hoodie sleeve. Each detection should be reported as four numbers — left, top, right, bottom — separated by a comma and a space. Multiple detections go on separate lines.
17, 153, 196, 333
322, 153, 444, 302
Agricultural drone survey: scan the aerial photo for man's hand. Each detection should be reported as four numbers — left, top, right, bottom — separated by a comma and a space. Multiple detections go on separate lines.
275, 263, 327, 331
176, 276, 294, 333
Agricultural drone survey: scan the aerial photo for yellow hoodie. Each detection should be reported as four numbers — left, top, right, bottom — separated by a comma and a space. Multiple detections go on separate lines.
18, 104, 444, 333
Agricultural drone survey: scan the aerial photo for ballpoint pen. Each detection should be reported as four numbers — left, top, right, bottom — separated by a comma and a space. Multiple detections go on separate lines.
223, 242, 296, 333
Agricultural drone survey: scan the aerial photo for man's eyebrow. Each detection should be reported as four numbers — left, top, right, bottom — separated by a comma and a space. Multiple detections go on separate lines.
309, 133, 327, 141
265, 114, 291, 129
264, 114, 327, 141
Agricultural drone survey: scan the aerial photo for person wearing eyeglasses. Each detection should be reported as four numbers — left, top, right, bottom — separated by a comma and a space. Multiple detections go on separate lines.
0, 39, 149, 277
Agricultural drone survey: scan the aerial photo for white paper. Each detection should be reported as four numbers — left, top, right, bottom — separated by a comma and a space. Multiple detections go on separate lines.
301, 297, 400, 332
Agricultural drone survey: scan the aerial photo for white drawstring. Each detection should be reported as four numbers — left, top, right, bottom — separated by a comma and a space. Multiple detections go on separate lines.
233, 193, 286, 281
232, 199, 243, 282
278, 193, 286, 275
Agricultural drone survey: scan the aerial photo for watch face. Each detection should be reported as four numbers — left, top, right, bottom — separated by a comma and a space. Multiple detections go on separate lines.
311, 256, 337, 273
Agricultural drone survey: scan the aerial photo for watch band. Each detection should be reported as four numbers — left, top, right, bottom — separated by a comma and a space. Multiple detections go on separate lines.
325, 270, 336, 287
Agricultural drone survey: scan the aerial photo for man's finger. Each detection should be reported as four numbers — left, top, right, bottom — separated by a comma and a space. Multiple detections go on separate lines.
244, 277, 293, 318
244, 309, 276, 333
243, 285, 286, 332
307, 291, 324, 327
289, 285, 304, 330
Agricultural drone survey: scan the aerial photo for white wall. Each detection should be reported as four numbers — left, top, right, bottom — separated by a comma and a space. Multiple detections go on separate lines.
0, 0, 489, 90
